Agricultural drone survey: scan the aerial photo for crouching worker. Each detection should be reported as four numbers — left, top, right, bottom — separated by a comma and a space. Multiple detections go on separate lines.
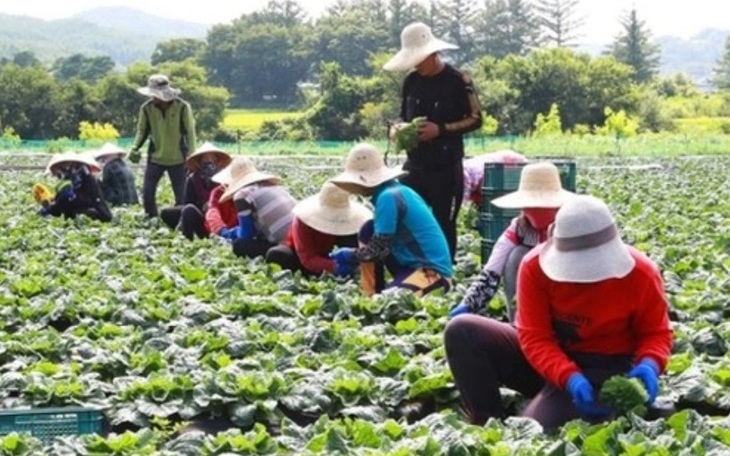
93, 143, 138, 206
34, 152, 112, 222
450, 162, 574, 321
218, 157, 296, 258
444, 195, 673, 431
160, 142, 232, 240
329, 143, 453, 297
266, 181, 372, 277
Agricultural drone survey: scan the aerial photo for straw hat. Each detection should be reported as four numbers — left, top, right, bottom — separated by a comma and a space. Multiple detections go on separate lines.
45, 151, 101, 175
137, 74, 181, 102
293, 182, 372, 236
93, 142, 127, 161
383, 22, 458, 72
329, 143, 407, 194
490, 162, 574, 209
186, 142, 232, 173
218, 157, 280, 202
539, 195, 635, 283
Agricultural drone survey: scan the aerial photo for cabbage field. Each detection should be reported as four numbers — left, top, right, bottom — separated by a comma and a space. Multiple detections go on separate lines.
1, 153, 730, 455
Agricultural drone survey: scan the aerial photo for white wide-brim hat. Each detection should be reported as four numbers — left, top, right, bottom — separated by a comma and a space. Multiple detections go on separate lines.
93, 142, 127, 160
218, 156, 280, 202
137, 74, 181, 102
186, 141, 232, 172
539, 195, 636, 283
383, 22, 458, 72
45, 151, 101, 175
491, 161, 574, 208
293, 182, 372, 236
329, 143, 407, 194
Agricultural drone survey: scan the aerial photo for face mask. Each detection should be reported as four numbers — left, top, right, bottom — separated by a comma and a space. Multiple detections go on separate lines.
523, 208, 558, 230
199, 162, 218, 181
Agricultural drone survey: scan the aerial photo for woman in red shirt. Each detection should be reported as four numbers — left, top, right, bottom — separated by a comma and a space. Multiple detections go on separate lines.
266, 182, 371, 276
444, 195, 673, 431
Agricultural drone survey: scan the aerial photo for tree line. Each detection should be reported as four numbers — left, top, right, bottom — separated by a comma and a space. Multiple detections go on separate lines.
1, 0, 729, 142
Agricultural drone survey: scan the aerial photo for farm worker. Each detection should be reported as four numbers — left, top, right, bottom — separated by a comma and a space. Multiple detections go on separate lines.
159, 142, 232, 240
93, 142, 138, 206
444, 195, 673, 431
266, 181, 372, 276
129, 74, 196, 218
218, 157, 297, 258
329, 143, 453, 297
205, 158, 240, 240
450, 162, 575, 321
384, 22, 483, 262
35, 152, 112, 222
462, 150, 528, 211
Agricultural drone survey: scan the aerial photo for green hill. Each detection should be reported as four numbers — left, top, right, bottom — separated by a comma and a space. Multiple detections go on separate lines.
0, 7, 209, 67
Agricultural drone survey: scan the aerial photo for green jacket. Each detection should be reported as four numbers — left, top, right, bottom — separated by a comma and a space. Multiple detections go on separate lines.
132, 98, 196, 166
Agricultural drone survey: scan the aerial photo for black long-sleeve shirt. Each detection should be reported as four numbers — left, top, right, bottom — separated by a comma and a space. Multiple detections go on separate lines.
400, 64, 483, 170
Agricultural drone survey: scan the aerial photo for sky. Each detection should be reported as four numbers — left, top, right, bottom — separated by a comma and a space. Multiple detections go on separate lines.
0, 0, 728, 45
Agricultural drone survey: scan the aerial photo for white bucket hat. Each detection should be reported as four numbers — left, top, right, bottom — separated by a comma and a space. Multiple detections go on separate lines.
45, 151, 101, 175
383, 22, 458, 72
539, 195, 636, 283
490, 162, 574, 209
329, 143, 407, 194
185, 141, 232, 173
137, 74, 181, 102
93, 142, 127, 161
218, 156, 280, 202
293, 182, 372, 236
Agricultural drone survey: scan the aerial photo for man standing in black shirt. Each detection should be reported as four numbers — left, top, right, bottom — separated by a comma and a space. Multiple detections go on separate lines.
384, 22, 483, 261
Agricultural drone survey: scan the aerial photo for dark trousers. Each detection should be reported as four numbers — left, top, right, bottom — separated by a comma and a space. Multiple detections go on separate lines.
233, 239, 276, 259
444, 315, 632, 432
266, 235, 358, 276
160, 204, 207, 240
503, 244, 530, 322
400, 161, 463, 261
266, 245, 305, 273
143, 162, 186, 217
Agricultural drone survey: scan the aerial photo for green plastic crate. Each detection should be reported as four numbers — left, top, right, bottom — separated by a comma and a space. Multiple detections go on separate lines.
480, 160, 577, 263
0, 407, 104, 443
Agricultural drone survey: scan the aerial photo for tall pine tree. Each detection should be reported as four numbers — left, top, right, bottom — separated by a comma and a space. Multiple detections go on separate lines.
476, 0, 540, 58
534, 0, 584, 47
609, 8, 660, 83
433, 0, 479, 66
712, 35, 730, 90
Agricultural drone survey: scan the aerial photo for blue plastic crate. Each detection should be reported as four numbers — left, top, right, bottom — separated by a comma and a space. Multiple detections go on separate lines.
0, 407, 104, 443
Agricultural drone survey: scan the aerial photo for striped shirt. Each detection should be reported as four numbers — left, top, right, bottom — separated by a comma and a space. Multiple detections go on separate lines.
234, 184, 296, 243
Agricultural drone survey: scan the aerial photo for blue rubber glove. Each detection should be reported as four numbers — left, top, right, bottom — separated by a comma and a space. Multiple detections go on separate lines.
449, 303, 471, 318
627, 358, 660, 405
59, 187, 76, 201
333, 259, 356, 277
330, 247, 358, 267
235, 212, 256, 241
566, 373, 611, 418
218, 227, 238, 240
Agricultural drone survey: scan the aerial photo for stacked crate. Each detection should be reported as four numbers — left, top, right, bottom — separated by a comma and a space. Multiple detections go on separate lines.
480, 160, 577, 264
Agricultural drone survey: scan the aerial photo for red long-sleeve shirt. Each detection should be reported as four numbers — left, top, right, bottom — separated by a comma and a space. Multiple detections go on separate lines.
516, 245, 673, 389
284, 217, 339, 274
205, 185, 237, 234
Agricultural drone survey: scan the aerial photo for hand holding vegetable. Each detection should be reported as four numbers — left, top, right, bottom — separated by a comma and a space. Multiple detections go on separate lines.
627, 358, 660, 404
567, 373, 611, 418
